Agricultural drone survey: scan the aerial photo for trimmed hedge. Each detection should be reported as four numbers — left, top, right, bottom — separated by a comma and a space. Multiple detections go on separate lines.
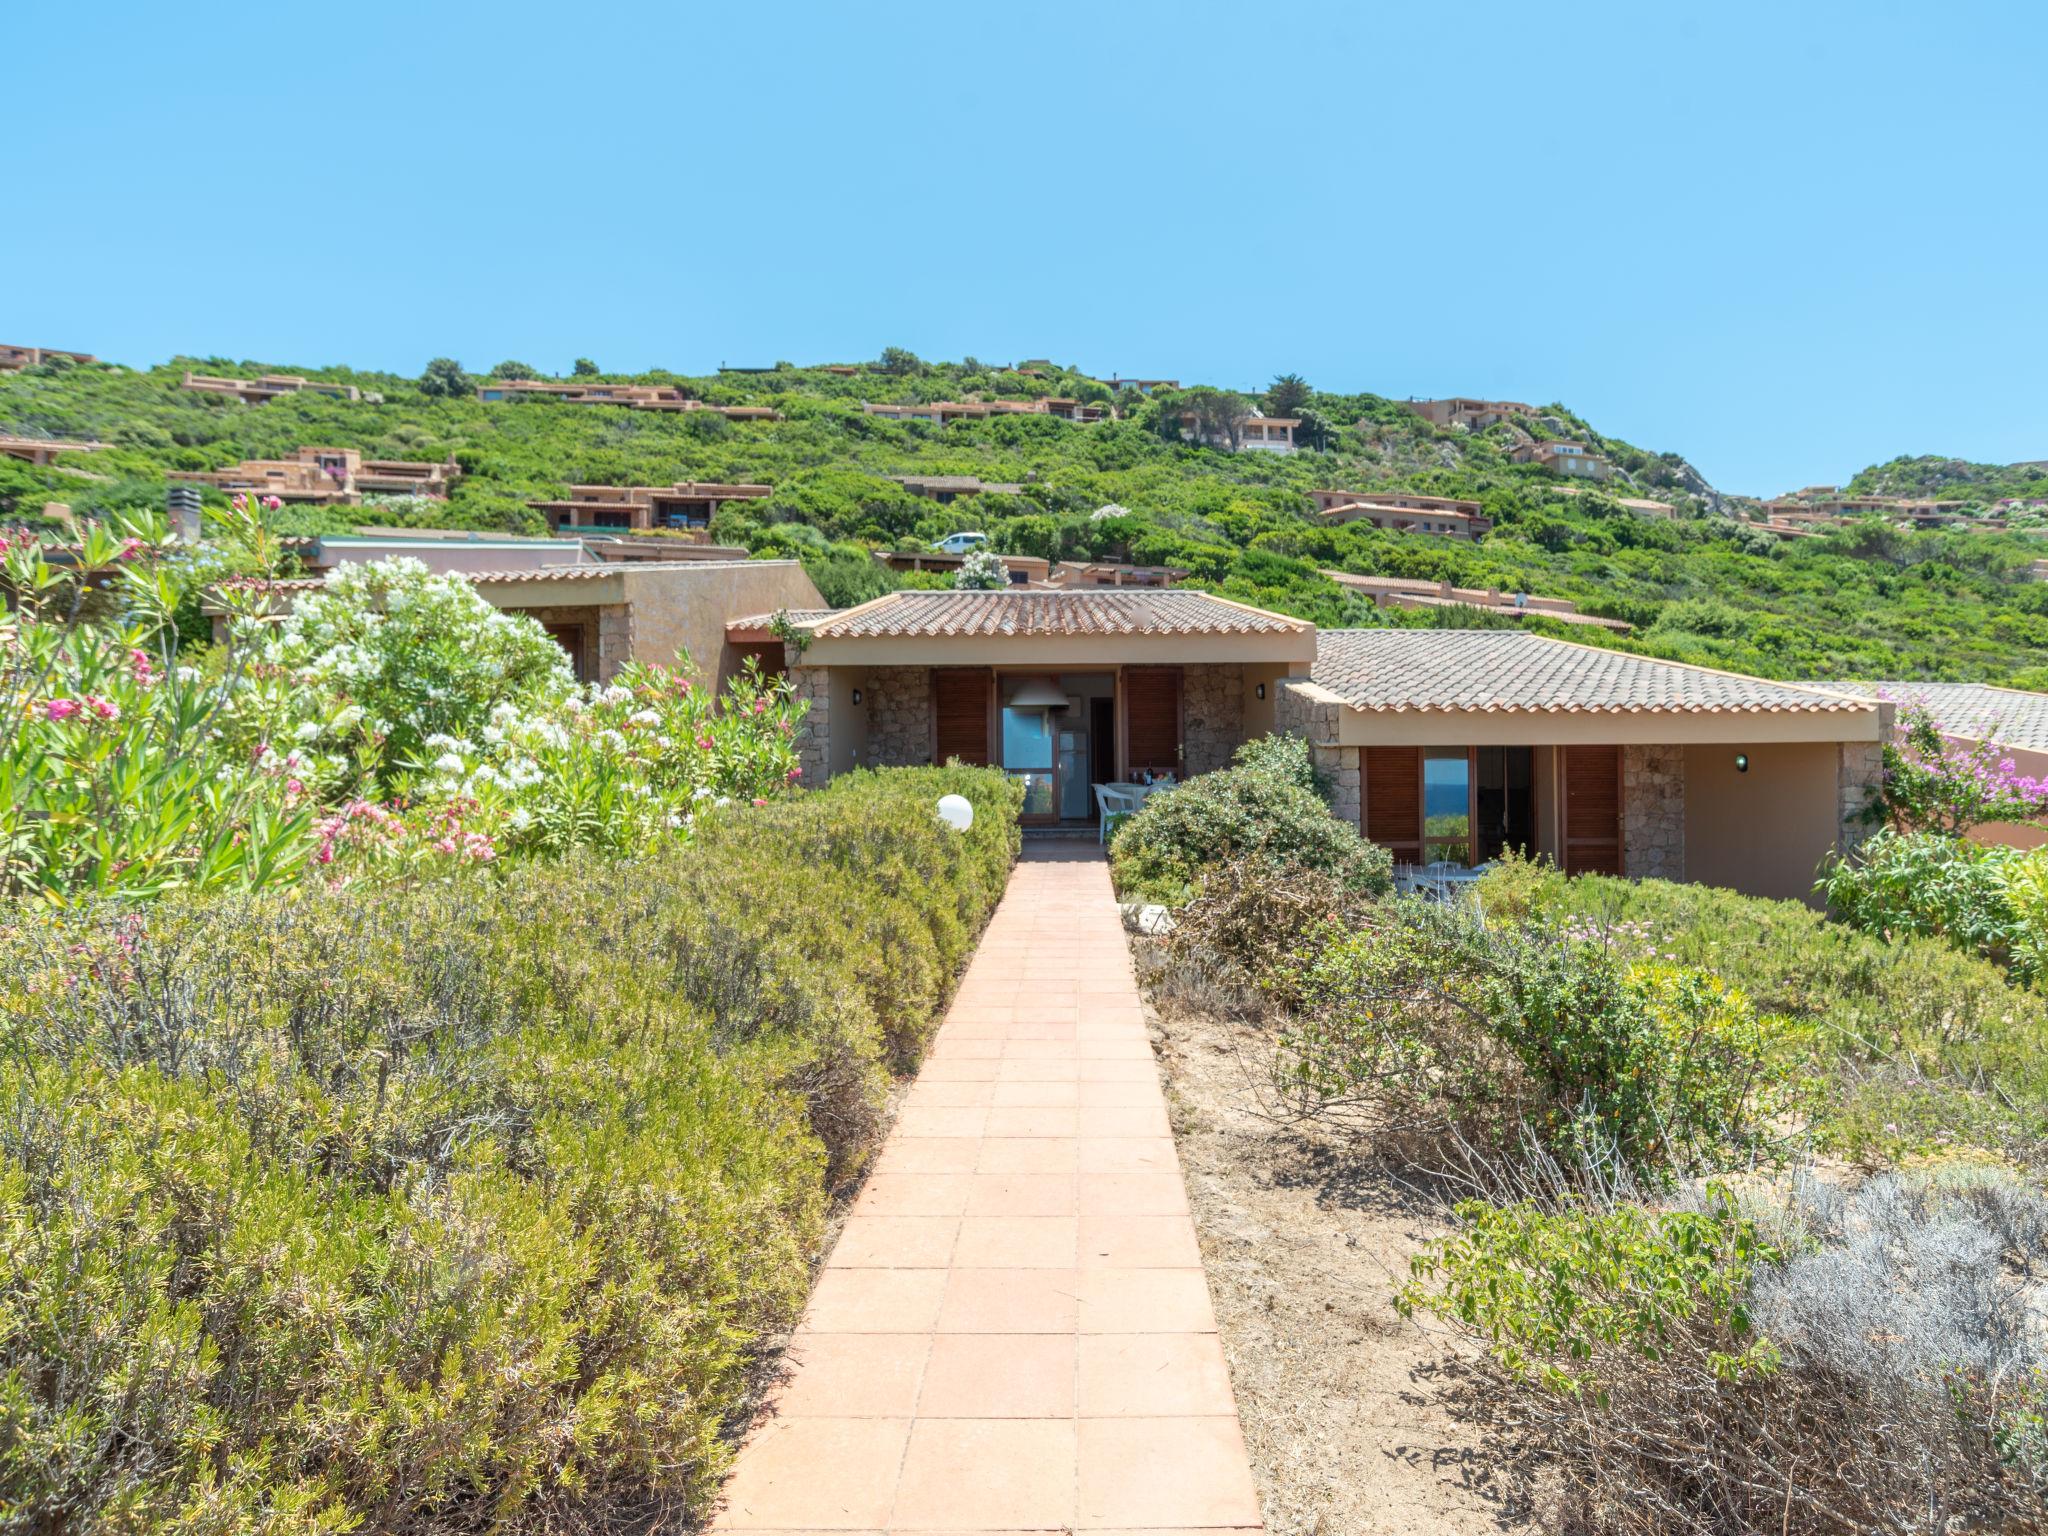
0, 766, 1020, 1535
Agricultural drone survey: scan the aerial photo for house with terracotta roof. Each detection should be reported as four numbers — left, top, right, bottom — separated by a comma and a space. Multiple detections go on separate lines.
0, 345, 95, 371
1047, 560, 1187, 590
1407, 397, 1532, 431
873, 549, 1052, 585
528, 481, 771, 534
0, 434, 102, 466
887, 474, 1026, 502
474, 380, 780, 420
744, 591, 1885, 898
1510, 440, 1613, 481
181, 371, 363, 404
168, 447, 460, 505
861, 399, 1106, 425
1313, 490, 1494, 540
1179, 412, 1298, 454
1321, 572, 1630, 631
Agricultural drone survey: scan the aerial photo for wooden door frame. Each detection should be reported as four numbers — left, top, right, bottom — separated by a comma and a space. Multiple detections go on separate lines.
1560, 743, 1624, 875
1116, 664, 1185, 781
927, 665, 996, 768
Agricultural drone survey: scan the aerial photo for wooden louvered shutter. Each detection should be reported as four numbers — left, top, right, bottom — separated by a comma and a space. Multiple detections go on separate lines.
1363, 747, 1424, 863
931, 668, 992, 766
1123, 667, 1183, 775
1562, 744, 1622, 875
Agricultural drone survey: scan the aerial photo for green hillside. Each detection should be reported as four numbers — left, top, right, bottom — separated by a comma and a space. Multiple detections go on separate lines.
6, 351, 2048, 685
1845, 453, 2048, 506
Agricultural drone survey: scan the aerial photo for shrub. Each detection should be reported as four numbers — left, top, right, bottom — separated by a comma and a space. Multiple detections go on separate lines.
1818, 827, 2048, 984
1402, 1170, 2048, 1533
0, 765, 1020, 1534
1109, 734, 1391, 905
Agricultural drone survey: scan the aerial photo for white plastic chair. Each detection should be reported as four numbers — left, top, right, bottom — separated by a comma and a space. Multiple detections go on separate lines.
1093, 783, 1138, 843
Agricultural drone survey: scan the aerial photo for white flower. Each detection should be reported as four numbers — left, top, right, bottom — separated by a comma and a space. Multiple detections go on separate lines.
508, 807, 533, 831
600, 684, 632, 706
333, 705, 365, 730
692, 786, 713, 800
432, 751, 465, 774
293, 721, 323, 742
628, 708, 660, 728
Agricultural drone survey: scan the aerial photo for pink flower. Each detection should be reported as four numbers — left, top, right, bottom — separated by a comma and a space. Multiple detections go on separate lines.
751, 699, 767, 715
115, 538, 144, 562
86, 696, 119, 721
231, 493, 249, 512
786, 765, 801, 780
43, 699, 81, 721
751, 797, 767, 807
263, 495, 282, 512
697, 734, 714, 750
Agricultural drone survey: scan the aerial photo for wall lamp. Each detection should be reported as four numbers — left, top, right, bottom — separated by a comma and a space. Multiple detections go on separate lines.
1255, 683, 1267, 700
851, 688, 863, 706
1734, 753, 1750, 773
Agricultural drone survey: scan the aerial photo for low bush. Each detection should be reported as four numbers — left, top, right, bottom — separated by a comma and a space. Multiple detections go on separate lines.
1109, 734, 1391, 905
0, 765, 1019, 1535
1401, 1169, 2048, 1533
1818, 826, 2048, 984
1480, 854, 2048, 1160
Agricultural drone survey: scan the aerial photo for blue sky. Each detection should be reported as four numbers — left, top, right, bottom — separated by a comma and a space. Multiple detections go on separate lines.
9, 0, 2043, 495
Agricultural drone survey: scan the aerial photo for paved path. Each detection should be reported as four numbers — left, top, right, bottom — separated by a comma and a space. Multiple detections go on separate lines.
713, 841, 1265, 1534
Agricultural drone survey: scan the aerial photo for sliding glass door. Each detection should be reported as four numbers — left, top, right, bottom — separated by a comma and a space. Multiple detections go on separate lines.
1001, 706, 1057, 819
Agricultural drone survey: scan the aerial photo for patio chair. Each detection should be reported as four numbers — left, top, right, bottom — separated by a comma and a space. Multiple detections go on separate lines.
1093, 783, 1139, 844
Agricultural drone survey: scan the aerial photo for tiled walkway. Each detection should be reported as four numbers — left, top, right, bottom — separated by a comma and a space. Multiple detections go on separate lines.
713, 841, 1265, 1534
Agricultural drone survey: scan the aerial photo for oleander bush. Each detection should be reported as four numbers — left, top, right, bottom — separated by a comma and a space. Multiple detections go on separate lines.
1109, 733, 1391, 905
1818, 826, 2048, 985
0, 764, 1019, 1535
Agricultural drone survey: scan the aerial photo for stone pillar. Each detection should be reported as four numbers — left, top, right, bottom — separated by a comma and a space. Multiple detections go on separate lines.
1837, 741, 1884, 856
1622, 744, 1686, 881
1182, 663, 1245, 777
1273, 682, 1360, 827
595, 602, 634, 683
865, 666, 933, 767
788, 663, 832, 785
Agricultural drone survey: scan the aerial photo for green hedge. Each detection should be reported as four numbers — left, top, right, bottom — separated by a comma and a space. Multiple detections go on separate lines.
0, 766, 1020, 1535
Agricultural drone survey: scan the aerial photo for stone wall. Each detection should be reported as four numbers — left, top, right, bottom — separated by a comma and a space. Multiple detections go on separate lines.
1272, 680, 1361, 829
865, 666, 932, 767
1182, 663, 1245, 777
1837, 740, 1884, 856
1622, 744, 1685, 881
516, 603, 632, 683
788, 663, 832, 784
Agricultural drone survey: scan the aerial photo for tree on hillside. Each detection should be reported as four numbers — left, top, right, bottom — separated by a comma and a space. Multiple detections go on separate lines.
418, 357, 471, 398
491, 360, 540, 381
1295, 407, 1333, 453
572, 357, 599, 377
954, 547, 1010, 590
1177, 387, 1254, 452
1265, 372, 1312, 418
878, 346, 924, 376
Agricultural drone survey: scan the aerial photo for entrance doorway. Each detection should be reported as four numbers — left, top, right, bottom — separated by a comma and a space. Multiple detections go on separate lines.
1474, 746, 1535, 862
997, 672, 1115, 824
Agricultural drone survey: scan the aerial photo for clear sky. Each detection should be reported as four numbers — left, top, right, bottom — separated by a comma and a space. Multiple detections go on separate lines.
10, 0, 2043, 496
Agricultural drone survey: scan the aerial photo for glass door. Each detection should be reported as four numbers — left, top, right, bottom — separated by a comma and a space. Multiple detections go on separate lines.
1001, 706, 1057, 819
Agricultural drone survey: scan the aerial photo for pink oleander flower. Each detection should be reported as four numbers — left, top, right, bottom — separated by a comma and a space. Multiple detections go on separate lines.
115, 538, 144, 562
751, 797, 767, 807
86, 696, 119, 721
697, 734, 714, 750
264, 495, 282, 512
43, 698, 81, 721
231, 493, 249, 511
786, 765, 801, 780
751, 699, 767, 715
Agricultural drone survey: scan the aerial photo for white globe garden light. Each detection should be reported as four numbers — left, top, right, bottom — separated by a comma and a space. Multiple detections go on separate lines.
936, 794, 974, 832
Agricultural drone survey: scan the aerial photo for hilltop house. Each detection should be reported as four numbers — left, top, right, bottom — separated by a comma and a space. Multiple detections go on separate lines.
0, 434, 102, 466
0, 345, 95, 371
861, 399, 1107, 425
527, 481, 771, 533
1047, 560, 1187, 590
1180, 413, 1298, 454
168, 447, 460, 505
746, 590, 1885, 903
873, 549, 1052, 586
1322, 572, 1630, 632
888, 474, 1026, 502
1511, 441, 1613, 480
1407, 397, 1531, 431
1311, 489, 1493, 540
474, 380, 780, 420
181, 371, 364, 404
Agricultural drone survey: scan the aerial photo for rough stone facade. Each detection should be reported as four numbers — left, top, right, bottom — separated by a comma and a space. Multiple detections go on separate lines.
515, 602, 633, 683
865, 666, 932, 767
1837, 740, 1884, 856
1273, 681, 1361, 828
787, 662, 832, 785
1182, 664, 1245, 777
1622, 744, 1686, 881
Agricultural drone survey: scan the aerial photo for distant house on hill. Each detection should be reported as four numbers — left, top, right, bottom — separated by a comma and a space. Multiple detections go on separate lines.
1406, 397, 1531, 431
887, 474, 1026, 503
0, 344, 95, 371
181, 371, 364, 404
168, 447, 459, 505
873, 548, 1050, 586
474, 380, 780, 420
1511, 440, 1613, 481
0, 433, 102, 466
1310, 488, 1493, 540
860, 398, 1106, 425
1322, 571, 1630, 631
1179, 412, 1298, 454
1108, 376, 1178, 394
526, 481, 771, 534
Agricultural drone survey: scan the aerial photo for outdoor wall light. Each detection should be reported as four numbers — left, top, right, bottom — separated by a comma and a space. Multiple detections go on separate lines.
851, 688, 863, 705
1735, 753, 1751, 773
1255, 683, 1267, 700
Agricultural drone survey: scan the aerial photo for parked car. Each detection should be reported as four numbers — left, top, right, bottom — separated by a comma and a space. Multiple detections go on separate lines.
932, 531, 988, 555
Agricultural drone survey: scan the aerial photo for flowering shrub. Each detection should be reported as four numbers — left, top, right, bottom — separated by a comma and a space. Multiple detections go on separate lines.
953, 546, 1009, 590
1819, 827, 2048, 987
1876, 699, 2048, 836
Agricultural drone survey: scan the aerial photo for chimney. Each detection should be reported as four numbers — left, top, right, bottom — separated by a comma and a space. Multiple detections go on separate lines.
167, 485, 203, 544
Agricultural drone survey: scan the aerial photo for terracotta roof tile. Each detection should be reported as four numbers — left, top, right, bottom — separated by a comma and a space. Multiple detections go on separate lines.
808, 590, 1308, 639
1817, 680, 2048, 750
1312, 630, 1873, 715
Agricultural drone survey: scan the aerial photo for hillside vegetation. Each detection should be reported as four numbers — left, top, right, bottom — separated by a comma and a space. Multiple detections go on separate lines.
6, 351, 2048, 683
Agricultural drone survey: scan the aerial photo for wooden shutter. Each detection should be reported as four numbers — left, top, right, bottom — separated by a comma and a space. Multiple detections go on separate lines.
1363, 747, 1424, 863
1562, 744, 1622, 875
1123, 666, 1183, 775
931, 668, 992, 766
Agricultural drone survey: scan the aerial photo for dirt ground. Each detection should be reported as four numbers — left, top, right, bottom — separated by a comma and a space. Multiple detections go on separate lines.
1141, 949, 1538, 1536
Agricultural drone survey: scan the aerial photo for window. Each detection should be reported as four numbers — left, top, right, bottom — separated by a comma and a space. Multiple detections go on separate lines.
1001, 707, 1056, 817
1422, 749, 1471, 864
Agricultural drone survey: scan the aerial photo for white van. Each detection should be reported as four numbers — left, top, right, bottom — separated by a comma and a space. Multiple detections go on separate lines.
932, 531, 989, 555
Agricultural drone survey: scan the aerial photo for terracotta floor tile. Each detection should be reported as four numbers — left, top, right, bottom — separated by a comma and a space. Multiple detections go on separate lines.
1078, 1214, 1201, 1268
903, 1080, 996, 1109
1077, 1105, 1172, 1138
712, 1416, 909, 1529
936, 1267, 1082, 1334
1077, 1136, 1179, 1175
1076, 1078, 1162, 1108
873, 1138, 981, 1175
993, 1057, 1079, 1083
1077, 1058, 1157, 1083
984, 1106, 1081, 1139
829, 1216, 960, 1269
953, 1215, 1079, 1269
854, 1173, 975, 1218
990, 1078, 1080, 1109
895, 1107, 990, 1139
1077, 1333, 1236, 1417
975, 1136, 1078, 1174
799, 1265, 949, 1332
890, 1419, 1077, 1530
772, 1333, 931, 1418
916, 1333, 1076, 1418
1078, 1173, 1190, 1217
964, 1173, 1078, 1217
1076, 1269, 1217, 1334
923, 1037, 1003, 1060
1078, 1039, 1156, 1061
1076, 1416, 1262, 1529
913, 1057, 999, 1083
1001, 1039, 1080, 1061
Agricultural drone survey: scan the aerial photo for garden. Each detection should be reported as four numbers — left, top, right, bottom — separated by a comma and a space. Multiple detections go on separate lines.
0, 509, 1023, 1532
1110, 732, 2048, 1535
